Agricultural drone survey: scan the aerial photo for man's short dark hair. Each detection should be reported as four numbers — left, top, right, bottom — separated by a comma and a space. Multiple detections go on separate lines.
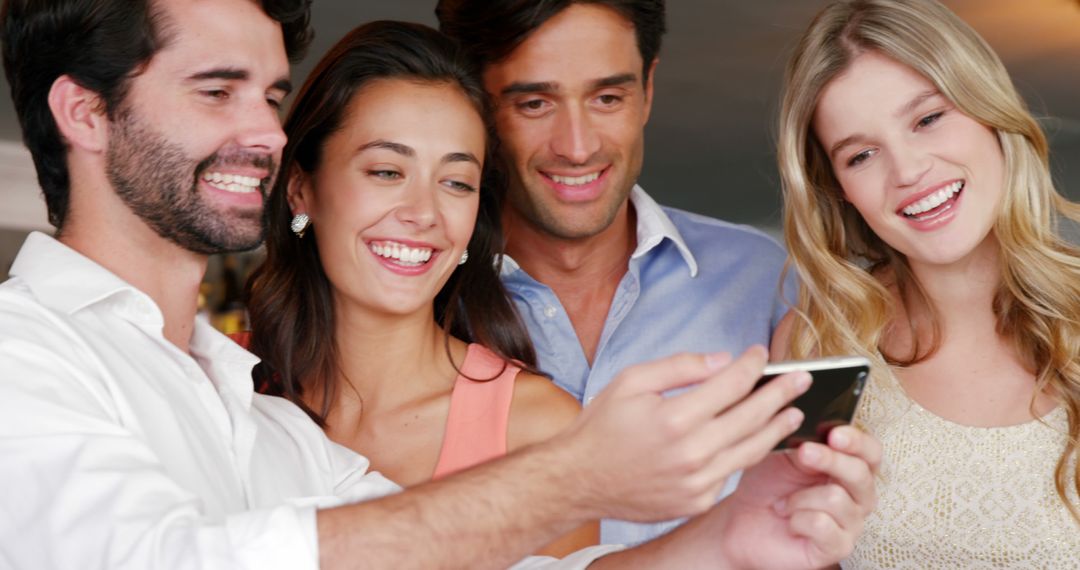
0, 0, 314, 229
436, 0, 665, 81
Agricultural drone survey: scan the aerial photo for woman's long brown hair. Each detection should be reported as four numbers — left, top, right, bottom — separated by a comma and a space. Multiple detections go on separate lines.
245, 21, 540, 425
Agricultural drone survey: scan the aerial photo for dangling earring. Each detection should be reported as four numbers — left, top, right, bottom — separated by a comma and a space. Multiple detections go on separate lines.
290, 213, 310, 238
458, 249, 469, 265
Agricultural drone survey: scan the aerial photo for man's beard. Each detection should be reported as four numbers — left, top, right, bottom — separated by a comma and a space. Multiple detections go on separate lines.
105, 109, 275, 255
509, 154, 639, 242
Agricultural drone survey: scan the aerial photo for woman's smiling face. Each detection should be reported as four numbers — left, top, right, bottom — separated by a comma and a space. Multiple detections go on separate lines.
293, 78, 486, 318
813, 51, 1005, 268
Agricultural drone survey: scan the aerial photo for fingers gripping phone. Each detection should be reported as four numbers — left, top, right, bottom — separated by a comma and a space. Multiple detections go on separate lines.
757, 356, 870, 450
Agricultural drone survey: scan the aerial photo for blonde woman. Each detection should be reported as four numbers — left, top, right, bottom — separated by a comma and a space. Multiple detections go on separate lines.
774, 0, 1080, 567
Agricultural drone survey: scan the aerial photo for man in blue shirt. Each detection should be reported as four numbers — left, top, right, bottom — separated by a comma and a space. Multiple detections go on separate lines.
437, 0, 795, 545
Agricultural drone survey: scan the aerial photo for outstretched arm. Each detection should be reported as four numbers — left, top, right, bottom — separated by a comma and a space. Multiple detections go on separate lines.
509, 372, 599, 557
317, 347, 811, 569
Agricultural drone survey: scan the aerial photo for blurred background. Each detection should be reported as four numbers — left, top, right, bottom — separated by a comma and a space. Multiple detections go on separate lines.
1, 0, 1078, 328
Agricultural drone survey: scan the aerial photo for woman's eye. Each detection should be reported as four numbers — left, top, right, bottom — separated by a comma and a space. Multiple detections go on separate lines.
847, 149, 875, 167
917, 111, 944, 129
445, 180, 477, 193
367, 170, 402, 180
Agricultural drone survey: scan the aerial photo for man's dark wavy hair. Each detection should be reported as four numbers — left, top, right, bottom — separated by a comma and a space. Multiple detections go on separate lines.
0, 0, 313, 229
436, 0, 665, 82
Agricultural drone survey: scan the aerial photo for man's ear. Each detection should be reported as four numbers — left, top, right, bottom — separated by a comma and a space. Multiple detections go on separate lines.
641, 58, 659, 126
286, 164, 313, 217
47, 75, 109, 153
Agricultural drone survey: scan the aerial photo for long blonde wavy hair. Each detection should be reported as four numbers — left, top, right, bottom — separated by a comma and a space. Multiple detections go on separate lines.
777, 0, 1080, 523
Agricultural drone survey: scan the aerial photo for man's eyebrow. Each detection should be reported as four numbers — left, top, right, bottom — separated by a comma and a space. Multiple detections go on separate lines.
357, 139, 415, 157
186, 68, 249, 83
500, 81, 558, 97
444, 152, 481, 167
499, 73, 640, 97
272, 78, 293, 96
592, 73, 637, 90
185, 67, 292, 95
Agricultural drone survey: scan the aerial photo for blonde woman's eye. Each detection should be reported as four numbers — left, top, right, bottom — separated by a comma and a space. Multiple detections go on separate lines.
917, 111, 944, 129
847, 149, 874, 167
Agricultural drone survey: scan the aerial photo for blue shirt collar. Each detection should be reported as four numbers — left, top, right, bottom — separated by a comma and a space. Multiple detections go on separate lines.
499, 185, 698, 278
628, 186, 698, 277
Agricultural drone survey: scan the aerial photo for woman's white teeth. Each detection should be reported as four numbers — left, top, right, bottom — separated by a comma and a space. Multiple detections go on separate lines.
202, 172, 261, 194
370, 242, 433, 266
550, 172, 600, 186
902, 181, 964, 217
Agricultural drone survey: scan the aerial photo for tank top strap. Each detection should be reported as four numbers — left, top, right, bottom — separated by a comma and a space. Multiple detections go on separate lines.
432, 344, 520, 480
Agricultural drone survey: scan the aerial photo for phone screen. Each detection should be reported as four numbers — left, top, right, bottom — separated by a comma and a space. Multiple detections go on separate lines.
757, 356, 869, 449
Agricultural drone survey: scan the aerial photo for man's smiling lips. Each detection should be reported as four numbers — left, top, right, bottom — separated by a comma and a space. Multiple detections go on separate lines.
200, 169, 270, 207
539, 167, 610, 202
201, 171, 265, 194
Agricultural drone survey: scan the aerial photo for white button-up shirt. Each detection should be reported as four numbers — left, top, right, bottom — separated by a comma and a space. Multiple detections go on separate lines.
0, 232, 619, 569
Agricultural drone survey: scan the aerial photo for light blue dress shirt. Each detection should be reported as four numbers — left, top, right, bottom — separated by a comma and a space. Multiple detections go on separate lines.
501, 186, 796, 546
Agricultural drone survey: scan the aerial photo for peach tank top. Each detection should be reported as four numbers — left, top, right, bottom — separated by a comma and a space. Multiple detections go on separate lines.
432, 343, 520, 479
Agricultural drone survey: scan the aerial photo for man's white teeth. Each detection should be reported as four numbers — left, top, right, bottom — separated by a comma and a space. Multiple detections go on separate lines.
550, 172, 600, 186
202, 172, 261, 194
370, 242, 433, 266
902, 181, 964, 216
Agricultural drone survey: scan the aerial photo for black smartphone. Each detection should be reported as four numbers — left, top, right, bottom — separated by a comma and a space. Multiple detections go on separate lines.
757, 356, 870, 449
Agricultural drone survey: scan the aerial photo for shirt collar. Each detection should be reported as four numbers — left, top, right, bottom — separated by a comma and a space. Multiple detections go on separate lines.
10, 232, 259, 407
9, 231, 153, 315
629, 186, 698, 277
190, 315, 259, 408
498, 185, 698, 278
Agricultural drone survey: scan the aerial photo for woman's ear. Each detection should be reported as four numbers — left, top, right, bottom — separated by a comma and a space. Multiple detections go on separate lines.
286, 165, 313, 216
48, 75, 109, 153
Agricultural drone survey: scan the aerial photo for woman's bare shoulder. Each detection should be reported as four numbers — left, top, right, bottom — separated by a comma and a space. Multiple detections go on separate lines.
507, 371, 581, 451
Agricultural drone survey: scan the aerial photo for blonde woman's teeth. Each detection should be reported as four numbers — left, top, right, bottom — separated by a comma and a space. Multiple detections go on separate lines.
550, 172, 600, 186
202, 172, 261, 194
370, 242, 433, 266
902, 181, 964, 216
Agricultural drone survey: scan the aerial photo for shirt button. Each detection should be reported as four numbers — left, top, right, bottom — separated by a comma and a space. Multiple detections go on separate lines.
585, 396, 595, 406
543, 305, 557, 319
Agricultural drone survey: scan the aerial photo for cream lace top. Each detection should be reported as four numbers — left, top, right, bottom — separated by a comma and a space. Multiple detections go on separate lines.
843, 371, 1080, 569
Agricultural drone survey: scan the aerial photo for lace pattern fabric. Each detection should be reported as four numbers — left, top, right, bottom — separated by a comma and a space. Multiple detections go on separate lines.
844, 371, 1080, 569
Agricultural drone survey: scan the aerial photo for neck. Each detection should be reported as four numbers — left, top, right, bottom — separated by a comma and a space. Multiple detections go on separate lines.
59, 180, 207, 353
902, 234, 1002, 340
503, 200, 637, 290
328, 299, 460, 416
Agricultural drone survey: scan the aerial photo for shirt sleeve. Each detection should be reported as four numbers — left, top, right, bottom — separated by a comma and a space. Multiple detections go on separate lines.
508, 545, 627, 569
0, 312, 320, 570
772, 249, 801, 331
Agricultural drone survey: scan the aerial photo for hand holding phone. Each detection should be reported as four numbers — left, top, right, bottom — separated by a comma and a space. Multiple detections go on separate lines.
757, 356, 869, 449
